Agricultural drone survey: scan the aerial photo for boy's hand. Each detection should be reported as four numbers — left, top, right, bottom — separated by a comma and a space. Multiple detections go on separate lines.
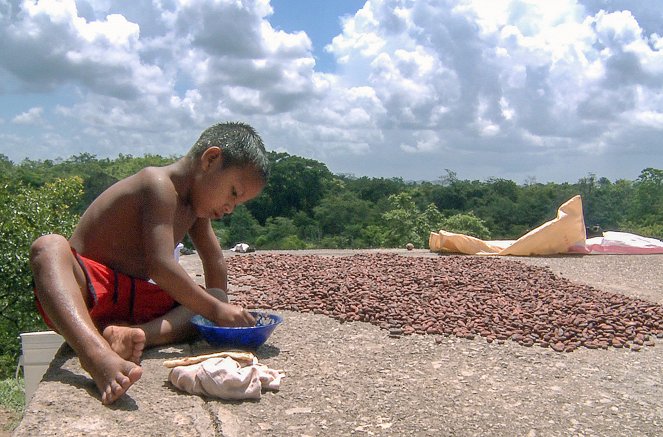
213, 302, 256, 327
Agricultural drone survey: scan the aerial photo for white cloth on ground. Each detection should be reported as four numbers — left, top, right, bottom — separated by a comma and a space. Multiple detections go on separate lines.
569, 231, 663, 254
230, 243, 251, 253
169, 356, 284, 400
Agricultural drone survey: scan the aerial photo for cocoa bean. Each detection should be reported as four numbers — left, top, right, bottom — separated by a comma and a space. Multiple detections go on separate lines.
225, 253, 663, 353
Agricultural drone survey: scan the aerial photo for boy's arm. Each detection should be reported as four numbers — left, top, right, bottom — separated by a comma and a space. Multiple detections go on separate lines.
188, 218, 227, 292
140, 174, 253, 326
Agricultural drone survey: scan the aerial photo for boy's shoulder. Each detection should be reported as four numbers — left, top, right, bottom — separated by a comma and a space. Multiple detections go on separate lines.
120, 165, 180, 203
133, 166, 175, 189
135, 164, 168, 178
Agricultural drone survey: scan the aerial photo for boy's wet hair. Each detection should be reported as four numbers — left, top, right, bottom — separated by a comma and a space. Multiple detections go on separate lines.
188, 122, 270, 181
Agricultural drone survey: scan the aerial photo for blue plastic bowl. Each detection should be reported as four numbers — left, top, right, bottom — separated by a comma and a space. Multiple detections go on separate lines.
191, 311, 283, 350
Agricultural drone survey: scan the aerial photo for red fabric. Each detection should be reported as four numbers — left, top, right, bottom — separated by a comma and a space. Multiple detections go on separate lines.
35, 249, 177, 329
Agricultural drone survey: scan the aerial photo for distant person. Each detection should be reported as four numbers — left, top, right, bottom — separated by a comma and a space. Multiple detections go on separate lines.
586, 224, 604, 238
29, 122, 269, 405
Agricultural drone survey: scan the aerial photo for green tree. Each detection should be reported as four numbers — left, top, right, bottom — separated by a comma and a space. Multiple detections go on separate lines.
248, 152, 334, 223
382, 193, 447, 248
255, 217, 306, 249
292, 211, 321, 243
0, 177, 83, 377
577, 175, 633, 231
441, 213, 491, 240
341, 175, 406, 203
359, 225, 387, 248
0, 155, 13, 183
622, 168, 663, 238
225, 205, 262, 247
313, 191, 377, 237
381, 192, 420, 247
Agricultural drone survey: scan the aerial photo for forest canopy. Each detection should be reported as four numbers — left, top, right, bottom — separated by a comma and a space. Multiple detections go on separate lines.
0, 150, 661, 378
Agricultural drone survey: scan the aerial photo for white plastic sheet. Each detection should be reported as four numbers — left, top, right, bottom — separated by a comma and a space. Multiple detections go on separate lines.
570, 231, 663, 254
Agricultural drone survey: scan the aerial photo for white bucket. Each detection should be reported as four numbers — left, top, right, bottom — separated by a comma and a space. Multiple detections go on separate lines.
19, 331, 64, 402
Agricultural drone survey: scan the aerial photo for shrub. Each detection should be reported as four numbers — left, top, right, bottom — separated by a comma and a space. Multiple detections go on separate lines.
441, 213, 492, 240
0, 177, 82, 378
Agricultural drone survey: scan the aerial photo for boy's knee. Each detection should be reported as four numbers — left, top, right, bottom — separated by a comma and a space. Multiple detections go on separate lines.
30, 234, 70, 266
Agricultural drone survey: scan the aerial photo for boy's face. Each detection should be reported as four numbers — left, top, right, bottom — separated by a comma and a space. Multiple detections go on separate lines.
192, 149, 265, 219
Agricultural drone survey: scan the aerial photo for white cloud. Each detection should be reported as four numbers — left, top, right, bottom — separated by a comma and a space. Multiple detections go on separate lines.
0, 0, 170, 99
12, 107, 44, 124
77, 13, 139, 45
0, 0, 662, 183
400, 130, 440, 153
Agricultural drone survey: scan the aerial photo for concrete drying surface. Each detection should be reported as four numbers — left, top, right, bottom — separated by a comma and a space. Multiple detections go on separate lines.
13, 250, 663, 436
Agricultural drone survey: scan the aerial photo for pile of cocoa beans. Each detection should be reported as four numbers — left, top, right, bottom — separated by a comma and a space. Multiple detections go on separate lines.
227, 253, 663, 352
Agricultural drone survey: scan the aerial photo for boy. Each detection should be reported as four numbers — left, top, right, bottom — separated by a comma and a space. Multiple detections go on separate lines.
29, 122, 270, 405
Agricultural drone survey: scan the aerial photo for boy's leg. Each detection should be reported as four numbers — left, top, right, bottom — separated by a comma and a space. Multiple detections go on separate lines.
104, 286, 228, 350
140, 304, 198, 346
102, 304, 197, 353
30, 234, 143, 405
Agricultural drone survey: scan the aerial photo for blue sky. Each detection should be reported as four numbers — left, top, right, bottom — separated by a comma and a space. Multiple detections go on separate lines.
1, 0, 662, 184
269, 0, 366, 72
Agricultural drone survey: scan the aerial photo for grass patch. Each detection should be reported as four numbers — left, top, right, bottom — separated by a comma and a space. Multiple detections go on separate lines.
0, 377, 25, 431
0, 377, 24, 412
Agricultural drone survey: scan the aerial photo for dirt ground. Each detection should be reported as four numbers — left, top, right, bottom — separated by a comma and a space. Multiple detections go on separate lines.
10, 249, 663, 436
0, 408, 19, 437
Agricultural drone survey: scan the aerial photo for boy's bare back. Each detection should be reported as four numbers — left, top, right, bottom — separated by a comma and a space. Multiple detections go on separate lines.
69, 164, 194, 280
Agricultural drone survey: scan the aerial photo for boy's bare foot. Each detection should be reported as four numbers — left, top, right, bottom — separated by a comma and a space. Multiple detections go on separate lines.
79, 350, 143, 405
102, 325, 146, 364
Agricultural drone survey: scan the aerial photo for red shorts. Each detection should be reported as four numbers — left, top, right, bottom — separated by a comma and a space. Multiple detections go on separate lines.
35, 249, 178, 329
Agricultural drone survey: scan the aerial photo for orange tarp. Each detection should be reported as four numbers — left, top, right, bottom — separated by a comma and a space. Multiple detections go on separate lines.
429, 195, 586, 256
